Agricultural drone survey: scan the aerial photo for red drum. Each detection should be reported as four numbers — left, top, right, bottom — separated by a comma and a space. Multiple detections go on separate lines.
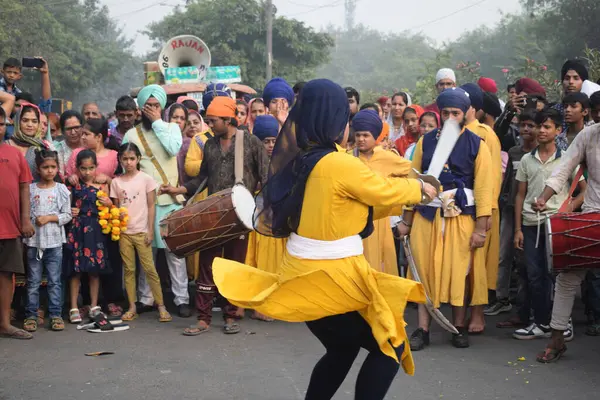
546, 212, 600, 271
160, 185, 255, 258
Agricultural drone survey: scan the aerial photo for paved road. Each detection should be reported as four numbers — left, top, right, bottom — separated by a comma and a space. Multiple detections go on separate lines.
1, 307, 599, 400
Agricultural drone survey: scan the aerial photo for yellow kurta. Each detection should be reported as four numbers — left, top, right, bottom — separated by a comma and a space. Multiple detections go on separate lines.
408, 132, 493, 308
466, 121, 501, 290
358, 147, 412, 276
245, 231, 287, 274
213, 147, 426, 374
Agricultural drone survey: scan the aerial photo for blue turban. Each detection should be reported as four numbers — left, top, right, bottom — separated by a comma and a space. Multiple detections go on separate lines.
352, 109, 383, 139
253, 115, 279, 141
436, 88, 471, 114
460, 83, 484, 111
255, 79, 351, 237
202, 82, 232, 110
138, 84, 167, 109
263, 77, 294, 107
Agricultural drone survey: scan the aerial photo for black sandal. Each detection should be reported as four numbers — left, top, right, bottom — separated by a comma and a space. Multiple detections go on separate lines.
90, 309, 114, 331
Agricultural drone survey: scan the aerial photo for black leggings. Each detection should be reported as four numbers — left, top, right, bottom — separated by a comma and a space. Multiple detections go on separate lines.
305, 311, 403, 400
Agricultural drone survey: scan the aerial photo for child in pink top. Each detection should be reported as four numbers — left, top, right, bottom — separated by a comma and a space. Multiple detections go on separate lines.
109, 143, 171, 323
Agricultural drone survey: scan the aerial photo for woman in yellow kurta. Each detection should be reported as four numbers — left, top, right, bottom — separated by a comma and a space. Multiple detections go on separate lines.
398, 87, 493, 351
352, 109, 412, 276
211, 80, 436, 399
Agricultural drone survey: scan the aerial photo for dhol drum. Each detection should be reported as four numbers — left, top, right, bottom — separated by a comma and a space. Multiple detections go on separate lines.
160, 184, 255, 258
546, 212, 600, 272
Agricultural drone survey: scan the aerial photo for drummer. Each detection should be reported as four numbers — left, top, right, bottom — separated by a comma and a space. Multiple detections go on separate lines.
512, 109, 585, 341
533, 122, 600, 363
160, 96, 268, 336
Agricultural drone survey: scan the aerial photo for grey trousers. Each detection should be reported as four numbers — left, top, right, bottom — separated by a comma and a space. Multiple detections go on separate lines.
550, 270, 586, 331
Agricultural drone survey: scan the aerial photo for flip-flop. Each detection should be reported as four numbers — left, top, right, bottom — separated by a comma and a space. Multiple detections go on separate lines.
537, 346, 567, 363
0, 328, 33, 340
182, 325, 210, 336
223, 322, 241, 335
86, 323, 130, 333
121, 311, 138, 322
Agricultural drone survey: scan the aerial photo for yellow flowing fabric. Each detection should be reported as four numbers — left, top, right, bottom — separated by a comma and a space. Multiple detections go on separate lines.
245, 231, 287, 274
213, 147, 426, 374
466, 121, 502, 291
358, 147, 412, 276
408, 133, 493, 307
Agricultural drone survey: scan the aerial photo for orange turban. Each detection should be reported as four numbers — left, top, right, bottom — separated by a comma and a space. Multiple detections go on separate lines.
206, 96, 237, 118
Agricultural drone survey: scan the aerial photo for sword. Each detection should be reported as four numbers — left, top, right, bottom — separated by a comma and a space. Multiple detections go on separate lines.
403, 236, 458, 334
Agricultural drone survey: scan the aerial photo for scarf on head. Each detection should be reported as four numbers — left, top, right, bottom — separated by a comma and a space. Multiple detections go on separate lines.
245, 98, 263, 133
254, 79, 352, 237
395, 105, 424, 157
12, 103, 46, 149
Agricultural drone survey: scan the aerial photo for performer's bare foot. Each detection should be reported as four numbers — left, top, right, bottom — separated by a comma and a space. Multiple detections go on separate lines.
468, 305, 486, 334
182, 320, 210, 336
251, 311, 274, 322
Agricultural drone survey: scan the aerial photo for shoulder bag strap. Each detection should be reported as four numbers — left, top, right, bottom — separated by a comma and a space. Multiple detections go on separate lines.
136, 125, 170, 186
234, 130, 244, 185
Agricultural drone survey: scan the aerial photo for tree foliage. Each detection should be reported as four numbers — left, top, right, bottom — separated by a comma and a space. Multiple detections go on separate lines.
0, 0, 137, 109
316, 25, 437, 97
144, 0, 334, 90
524, 0, 600, 64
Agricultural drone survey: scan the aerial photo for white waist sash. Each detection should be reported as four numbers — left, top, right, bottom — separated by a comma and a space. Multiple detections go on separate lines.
286, 233, 363, 260
428, 188, 475, 208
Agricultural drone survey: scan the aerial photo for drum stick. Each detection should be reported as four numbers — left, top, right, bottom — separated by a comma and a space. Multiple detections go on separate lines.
534, 197, 540, 248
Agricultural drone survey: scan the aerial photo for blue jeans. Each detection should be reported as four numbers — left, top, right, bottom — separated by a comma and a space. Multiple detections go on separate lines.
519, 225, 553, 326
26, 246, 63, 319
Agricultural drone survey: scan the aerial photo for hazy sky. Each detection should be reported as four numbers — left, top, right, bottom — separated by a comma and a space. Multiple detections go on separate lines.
105, 0, 523, 56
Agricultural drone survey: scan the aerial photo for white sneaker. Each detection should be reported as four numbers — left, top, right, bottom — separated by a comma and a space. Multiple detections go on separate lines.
513, 323, 552, 340
564, 319, 574, 342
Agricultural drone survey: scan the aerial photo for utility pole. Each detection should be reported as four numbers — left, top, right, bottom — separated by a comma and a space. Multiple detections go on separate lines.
266, 0, 273, 82
344, 0, 356, 32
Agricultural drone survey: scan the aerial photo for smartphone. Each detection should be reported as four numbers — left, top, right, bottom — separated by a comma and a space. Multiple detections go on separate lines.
524, 95, 538, 110
22, 57, 45, 69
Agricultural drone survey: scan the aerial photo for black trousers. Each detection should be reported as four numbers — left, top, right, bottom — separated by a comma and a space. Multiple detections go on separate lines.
305, 311, 403, 400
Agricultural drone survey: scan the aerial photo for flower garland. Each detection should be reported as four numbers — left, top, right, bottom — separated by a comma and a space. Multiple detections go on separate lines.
97, 190, 129, 241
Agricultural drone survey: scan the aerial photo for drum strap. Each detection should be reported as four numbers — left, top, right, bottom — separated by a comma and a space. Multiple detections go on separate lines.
136, 125, 185, 204
136, 125, 170, 186
559, 166, 585, 213
234, 130, 244, 185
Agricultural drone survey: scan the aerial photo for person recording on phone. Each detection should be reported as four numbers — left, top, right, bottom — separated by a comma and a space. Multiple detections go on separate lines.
1, 57, 52, 141
494, 77, 547, 151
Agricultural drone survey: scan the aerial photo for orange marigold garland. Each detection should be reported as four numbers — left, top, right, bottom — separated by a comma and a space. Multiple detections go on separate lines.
96, 190, 129, 241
